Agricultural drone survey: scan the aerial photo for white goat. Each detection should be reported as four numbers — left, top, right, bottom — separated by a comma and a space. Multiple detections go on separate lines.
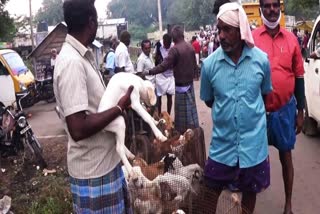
165, 154, 204, 195
126, 166, 163, 214
98, 73, 167, 176
155, 173, 191, 203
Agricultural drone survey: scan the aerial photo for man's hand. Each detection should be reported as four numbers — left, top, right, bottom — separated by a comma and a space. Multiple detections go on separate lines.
296, 110, 304, 135
117, 86, 134, 111
141, 70, 150, 77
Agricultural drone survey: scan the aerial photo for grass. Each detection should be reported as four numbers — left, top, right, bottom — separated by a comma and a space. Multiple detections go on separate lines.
27, 175, 73, 214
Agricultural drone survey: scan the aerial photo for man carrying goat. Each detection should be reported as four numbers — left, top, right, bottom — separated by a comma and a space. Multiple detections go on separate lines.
53, 0, 133, 212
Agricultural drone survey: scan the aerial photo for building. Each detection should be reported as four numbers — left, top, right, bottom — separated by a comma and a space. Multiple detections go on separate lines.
96, 18, 128, 40
28, 22, 103, 79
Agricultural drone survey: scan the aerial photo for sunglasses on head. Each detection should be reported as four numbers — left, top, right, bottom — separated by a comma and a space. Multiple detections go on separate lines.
262, 2, 280, 9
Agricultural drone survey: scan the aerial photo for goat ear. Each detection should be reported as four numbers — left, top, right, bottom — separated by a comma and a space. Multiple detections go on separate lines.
147, 87, 157, 106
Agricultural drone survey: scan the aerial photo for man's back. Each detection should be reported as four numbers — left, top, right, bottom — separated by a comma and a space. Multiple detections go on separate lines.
104, 48, 115, 73
192, 40, 201, 54
171, 40, 197, 85
114, 42, 134, 73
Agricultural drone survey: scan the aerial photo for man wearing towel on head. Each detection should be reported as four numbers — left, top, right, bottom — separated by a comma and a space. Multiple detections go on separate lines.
200, 2, 272, 213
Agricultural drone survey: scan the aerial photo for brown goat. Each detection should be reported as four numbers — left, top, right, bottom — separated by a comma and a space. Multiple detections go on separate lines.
132, 157, 165, 180
150, 129, 194, 162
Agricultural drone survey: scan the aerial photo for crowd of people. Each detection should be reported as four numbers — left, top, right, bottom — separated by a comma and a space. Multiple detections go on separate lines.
191, 27, 220, 60
292, 28, 310, 58
53, 0, 307, 213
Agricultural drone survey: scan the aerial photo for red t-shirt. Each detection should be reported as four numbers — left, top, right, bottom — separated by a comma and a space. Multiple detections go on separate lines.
252, 26, 304, 112
192, 40, 201, 54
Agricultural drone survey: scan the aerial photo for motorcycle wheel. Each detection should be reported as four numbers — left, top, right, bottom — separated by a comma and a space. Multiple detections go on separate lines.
27, 133, 47, 169
43, 85, 56, 103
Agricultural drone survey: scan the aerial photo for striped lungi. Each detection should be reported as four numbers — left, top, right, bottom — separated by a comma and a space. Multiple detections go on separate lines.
70, 164, 132, 214
174, 84, 199, 134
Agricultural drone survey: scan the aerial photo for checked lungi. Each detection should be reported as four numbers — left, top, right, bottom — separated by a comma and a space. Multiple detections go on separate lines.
70, 164, 132, 214
174, 83, 199, 134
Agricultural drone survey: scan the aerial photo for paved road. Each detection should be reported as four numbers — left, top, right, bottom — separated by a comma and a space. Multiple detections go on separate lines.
26, 80, 320, 214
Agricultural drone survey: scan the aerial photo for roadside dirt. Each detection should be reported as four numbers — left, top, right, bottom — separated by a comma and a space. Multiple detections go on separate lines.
0, 137, 72, 213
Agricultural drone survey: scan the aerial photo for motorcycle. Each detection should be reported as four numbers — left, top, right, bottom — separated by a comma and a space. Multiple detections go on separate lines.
0, 94, 47, 168
30, 65, 55, 104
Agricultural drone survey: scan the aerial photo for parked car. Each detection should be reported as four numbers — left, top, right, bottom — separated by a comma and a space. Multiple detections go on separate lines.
0, 49, 35, 107
303, 15, 320, 136
0, 62, 16, 107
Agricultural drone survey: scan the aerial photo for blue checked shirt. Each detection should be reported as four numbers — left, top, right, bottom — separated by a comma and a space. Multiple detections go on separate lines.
200, 45, 272, 168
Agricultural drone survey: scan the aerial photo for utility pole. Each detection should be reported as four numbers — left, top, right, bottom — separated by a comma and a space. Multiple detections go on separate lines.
29, 0, 35, 49
157, 0, 163, 37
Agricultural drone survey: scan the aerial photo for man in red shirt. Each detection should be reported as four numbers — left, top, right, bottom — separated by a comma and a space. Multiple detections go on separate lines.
191, 35, 201, 65
252, 0, 305, 213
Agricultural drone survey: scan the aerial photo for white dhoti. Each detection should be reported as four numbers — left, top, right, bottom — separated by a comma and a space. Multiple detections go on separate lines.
155, 74, 175, 96
195, 53, 200, 65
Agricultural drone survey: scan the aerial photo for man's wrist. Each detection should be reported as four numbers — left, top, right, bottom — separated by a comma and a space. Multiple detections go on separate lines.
116, 105, 123, 114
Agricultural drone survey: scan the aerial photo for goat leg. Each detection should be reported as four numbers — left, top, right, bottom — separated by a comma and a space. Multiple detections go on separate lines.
115, 132, 134, 177
125, 146, 135, 160
131, 102, 167, 142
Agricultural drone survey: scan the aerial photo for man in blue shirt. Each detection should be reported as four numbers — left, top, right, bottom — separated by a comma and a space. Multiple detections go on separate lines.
200, 2, 272, 213
103, 38, 117, 76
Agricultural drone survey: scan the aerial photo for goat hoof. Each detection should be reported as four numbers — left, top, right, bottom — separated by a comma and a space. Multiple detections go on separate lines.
129, 170, 138, 179
158, 135, 167, 142
128, 155, 135, 161
165, 130, 169, 137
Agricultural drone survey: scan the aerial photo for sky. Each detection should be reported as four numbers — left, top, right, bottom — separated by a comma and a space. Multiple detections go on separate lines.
5, 0, 111, 18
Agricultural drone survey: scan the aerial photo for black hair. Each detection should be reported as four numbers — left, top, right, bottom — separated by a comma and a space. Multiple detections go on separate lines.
120, 31, 131, 43
163, 33, 172, 43
63, 0, 97, 34
259, 0, 280, 8
103, 39, 112, 48
171, 26, 184, 42
141, 39, 151, 49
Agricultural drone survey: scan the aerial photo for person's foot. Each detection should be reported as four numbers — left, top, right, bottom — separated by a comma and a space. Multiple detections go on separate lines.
283, 204, 293, 214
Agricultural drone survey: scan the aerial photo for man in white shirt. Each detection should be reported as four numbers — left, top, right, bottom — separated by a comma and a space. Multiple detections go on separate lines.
50, 48, 58, 67
53, 0, 133, 212
136, 39, 155, 84
153, 34, 175, 115
115, 31, 135, 73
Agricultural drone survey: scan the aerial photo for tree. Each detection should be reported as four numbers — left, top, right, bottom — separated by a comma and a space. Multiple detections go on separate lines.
108, 0, 159, 40
0, 0, 15, 41
166, 0, 215, 31
107, 0, 215, 32
285, 0, 319, 20
34, 0, 64, 26
108, 0, 157, 27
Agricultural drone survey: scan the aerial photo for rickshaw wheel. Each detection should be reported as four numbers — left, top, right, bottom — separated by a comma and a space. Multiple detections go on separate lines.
130, 134, 150, 163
